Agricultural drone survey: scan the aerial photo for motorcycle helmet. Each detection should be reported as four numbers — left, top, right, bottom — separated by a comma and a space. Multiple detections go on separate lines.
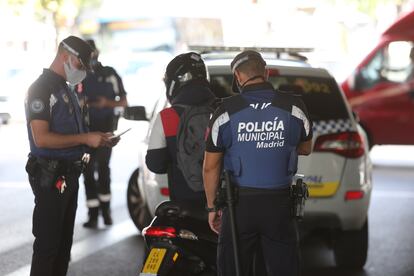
164, 52, 207, 102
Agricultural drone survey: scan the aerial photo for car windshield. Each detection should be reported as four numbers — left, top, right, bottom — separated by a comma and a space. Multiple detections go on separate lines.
209, 74, 349, 121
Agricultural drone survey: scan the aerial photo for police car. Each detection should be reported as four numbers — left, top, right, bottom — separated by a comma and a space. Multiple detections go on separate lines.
126, 47, 372, 269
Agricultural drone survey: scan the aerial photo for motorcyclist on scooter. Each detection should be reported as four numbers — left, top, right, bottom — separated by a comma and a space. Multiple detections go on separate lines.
146, 52, 216, 203
141, 52, 218, 276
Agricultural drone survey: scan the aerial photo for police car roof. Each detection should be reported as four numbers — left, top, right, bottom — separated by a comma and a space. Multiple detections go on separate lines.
205, 58, 334, 79
196, 46, 334, 79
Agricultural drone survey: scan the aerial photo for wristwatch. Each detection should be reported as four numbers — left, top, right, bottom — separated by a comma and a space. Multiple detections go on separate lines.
205, 205, 219, 212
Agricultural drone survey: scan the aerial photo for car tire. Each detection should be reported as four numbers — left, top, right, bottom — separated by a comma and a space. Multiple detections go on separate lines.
334, 219, 368, 269
127, 168, 152, 232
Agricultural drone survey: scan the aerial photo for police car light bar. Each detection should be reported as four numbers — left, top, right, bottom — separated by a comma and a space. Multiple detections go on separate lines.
188, 45, 314, 55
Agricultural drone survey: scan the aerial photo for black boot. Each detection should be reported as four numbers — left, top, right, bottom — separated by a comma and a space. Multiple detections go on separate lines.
101, 202, 113, 226
83, 207, 99, 228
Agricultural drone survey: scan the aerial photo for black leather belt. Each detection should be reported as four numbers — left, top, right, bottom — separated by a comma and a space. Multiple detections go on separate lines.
29, 154, 84, 174
238, 186, 290, 196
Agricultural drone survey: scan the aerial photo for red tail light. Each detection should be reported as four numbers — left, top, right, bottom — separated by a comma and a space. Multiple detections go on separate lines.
160, 188, 170, 196
142, 226, 176, 238
313, 131, 364, 158
268, 69, 280, 76
345, 190, 364, 200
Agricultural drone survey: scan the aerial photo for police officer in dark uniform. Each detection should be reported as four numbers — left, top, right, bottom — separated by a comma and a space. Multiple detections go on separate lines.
203, 50, 313, 276
25, 36, 117, 276
78, 39, 128, 228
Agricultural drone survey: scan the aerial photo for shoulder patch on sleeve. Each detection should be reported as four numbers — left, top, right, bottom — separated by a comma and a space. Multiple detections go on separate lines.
30, 99, 45, 113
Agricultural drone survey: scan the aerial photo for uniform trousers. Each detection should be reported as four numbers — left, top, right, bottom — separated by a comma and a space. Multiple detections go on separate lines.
83, 147, 112, 207
217, 187, 300, 276
29, 167, 80, 276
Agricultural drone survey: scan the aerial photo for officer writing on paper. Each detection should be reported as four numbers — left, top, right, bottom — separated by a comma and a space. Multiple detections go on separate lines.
24, 36, 119, 276
203, 50, 313, 276
78, 39, 128, 228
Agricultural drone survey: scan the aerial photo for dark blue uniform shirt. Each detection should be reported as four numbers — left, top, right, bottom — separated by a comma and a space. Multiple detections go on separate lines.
206, 82, 312, 189
80, 64, 127, 132
25, 69, 86, 161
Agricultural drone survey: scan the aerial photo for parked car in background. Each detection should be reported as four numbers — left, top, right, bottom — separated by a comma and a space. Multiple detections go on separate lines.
0, 65, 39, 124
342, 9, 414, 146
0, 93, 11, 125
0, 68, 15, 125
126, 47, 373, 269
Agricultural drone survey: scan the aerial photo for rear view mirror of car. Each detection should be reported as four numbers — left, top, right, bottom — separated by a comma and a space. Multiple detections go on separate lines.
123, 106, 148, 121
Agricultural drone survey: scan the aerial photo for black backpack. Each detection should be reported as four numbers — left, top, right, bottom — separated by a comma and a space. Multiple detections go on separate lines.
175, 102, 215, 191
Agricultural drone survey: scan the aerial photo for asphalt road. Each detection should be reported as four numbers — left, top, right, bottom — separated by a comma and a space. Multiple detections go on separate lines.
1, 121, 414, 276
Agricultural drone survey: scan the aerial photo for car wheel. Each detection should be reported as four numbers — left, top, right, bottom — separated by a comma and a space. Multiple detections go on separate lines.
127, 168, 152, 232
334, 219, 368, 269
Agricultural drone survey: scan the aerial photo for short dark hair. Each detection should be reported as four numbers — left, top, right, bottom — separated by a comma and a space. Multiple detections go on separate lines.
236, 59, 266, 78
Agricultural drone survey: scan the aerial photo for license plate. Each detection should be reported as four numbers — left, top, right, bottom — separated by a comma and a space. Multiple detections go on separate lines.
141, 248, 167, 275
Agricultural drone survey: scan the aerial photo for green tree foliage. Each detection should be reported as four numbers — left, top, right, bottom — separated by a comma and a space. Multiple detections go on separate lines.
6, 0, 100, 45
3, 0, 27, 16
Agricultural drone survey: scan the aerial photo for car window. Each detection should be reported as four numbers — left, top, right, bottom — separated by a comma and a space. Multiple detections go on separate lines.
357, 49, 385, 90
209, 74, 349, 121
269, 75, 349, 121
356, 41, 414, 90
382, 41, 413, 82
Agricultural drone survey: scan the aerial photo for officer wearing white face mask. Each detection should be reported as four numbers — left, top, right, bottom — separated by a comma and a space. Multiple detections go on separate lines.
24, 36, 119, 276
